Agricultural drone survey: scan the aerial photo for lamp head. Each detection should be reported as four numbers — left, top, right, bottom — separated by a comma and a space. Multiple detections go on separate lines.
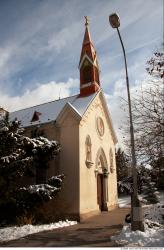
109, 13, 120, 28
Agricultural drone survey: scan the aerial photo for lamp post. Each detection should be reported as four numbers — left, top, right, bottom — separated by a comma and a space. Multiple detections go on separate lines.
109, 13, 144, 231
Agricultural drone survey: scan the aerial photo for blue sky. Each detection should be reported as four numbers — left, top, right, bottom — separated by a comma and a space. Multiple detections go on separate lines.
0, 0, 163, 145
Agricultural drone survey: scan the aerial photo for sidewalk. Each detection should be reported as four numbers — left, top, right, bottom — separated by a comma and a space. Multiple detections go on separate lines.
0, 207, 130, 247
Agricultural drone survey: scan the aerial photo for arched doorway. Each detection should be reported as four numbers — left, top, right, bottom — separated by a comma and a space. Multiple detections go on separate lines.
95, 148, 109, 211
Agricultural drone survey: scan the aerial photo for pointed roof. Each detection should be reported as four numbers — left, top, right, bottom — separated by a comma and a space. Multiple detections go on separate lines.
9, 92, 98, 128
82, 24, 92, 45
9, 90, 117, 144
79, 17, 98, 67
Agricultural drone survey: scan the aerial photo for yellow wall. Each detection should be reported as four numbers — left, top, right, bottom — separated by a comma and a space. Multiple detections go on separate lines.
79, 93, 118, 216
57, 110, 80, 216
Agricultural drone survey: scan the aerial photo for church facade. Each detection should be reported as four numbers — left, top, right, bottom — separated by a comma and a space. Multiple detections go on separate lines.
9, 18, 118, 220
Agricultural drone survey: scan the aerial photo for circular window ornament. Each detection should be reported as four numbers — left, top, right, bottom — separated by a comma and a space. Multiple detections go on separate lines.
96, 117, 104, 136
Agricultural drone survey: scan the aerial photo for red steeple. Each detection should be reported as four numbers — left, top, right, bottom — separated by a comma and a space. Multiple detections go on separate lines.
79, 17, 100, 96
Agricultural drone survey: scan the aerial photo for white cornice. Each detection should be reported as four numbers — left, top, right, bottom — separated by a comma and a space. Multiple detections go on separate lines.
79, 54, 93, 69
80, 82, 92, 88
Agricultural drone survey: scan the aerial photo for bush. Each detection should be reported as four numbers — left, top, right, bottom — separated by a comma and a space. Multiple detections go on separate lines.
0, 199, 17, 225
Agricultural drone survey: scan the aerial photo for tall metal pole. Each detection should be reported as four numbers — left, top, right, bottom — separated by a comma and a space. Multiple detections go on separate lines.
116, 27, 144, 231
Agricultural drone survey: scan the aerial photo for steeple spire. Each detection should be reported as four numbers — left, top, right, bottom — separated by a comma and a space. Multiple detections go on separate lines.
84, 16, 89, 26
79, 17, 100, 96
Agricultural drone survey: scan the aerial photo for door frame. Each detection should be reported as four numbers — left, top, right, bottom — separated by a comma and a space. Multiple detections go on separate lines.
95, 147, 109, 212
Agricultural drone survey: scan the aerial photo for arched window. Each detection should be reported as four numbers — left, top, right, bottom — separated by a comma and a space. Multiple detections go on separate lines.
109, 148, 114, 173
83, 65, 92, 83
85, 135, 92, 162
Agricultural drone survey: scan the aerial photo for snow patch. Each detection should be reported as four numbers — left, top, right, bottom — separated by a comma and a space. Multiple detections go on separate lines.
112, 223, 164, 247
112, 203, 164, 247
0, 220, 77, 242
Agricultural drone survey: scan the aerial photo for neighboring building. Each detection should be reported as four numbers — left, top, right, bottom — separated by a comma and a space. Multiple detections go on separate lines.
10, 18, 118, 221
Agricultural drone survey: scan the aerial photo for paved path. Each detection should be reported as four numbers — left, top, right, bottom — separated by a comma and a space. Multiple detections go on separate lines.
1, 207, 130, 247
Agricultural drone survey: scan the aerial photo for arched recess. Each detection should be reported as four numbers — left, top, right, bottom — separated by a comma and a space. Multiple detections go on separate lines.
85, 135, 93, 168
95, 147, 109, 211
95, 147, 108, 173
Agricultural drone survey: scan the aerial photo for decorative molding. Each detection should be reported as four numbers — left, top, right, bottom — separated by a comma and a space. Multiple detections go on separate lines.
85, 160, 94, 168
79, 88, 118, 146
99, 92, 118, 144
95, 147, 108, 175
79, 53, 99, 70
79, 54, 94, 69
96, 116, 105, 137
80, 82, 92, 89
103, 167, 109, 178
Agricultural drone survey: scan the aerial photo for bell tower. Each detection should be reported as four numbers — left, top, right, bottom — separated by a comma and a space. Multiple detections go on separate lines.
79, 17, 101, 96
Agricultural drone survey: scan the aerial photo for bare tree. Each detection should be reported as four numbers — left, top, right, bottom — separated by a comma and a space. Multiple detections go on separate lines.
123, 51, 164, 166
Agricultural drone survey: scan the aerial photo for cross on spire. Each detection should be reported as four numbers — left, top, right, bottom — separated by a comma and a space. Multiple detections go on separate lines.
84, 16, 89, 26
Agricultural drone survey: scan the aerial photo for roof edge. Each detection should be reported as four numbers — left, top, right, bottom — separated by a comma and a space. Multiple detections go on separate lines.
56, 102, 82, 124
10, 94, 79, 114
99, 91, 118, 144
80, 89, 102, 117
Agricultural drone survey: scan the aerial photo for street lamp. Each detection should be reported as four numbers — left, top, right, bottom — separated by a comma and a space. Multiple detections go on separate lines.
109, 13, 144, 231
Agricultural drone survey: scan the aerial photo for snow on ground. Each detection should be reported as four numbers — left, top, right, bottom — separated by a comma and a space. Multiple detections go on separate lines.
112, 222, 164, 247
145, 204, 164, 224
0, 220, 77, 242
113, 192, 164, 247
118, 195, 131, 208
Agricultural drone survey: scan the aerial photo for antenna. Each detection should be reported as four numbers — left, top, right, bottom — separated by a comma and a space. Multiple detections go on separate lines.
59, 88, 61, 100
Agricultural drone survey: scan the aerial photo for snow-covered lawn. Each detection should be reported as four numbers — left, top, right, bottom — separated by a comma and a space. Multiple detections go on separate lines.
0, 220, 77, 242
114, 192, 164, 247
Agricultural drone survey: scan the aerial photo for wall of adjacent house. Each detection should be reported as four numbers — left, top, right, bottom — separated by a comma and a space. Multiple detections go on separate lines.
79, 93, 118, 218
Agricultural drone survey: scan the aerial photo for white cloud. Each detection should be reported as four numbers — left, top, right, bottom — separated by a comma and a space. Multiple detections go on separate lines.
48, 22, 81, 53
0, 78, 78, 112
0, 0, 162, 94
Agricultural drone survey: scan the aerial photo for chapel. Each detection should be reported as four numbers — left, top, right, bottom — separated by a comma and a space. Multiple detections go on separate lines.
9, 18, 118, 220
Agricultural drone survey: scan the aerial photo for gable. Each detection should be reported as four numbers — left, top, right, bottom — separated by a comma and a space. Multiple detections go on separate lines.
99, 91, 117, 144
56, 102, 81, 126
80, 90, 117, 144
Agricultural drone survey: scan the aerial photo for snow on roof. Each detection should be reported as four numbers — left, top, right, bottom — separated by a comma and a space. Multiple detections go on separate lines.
9, 92, 97, 127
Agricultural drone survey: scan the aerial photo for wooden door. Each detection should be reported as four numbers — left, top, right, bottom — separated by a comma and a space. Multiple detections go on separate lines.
97, 174, 104, 211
